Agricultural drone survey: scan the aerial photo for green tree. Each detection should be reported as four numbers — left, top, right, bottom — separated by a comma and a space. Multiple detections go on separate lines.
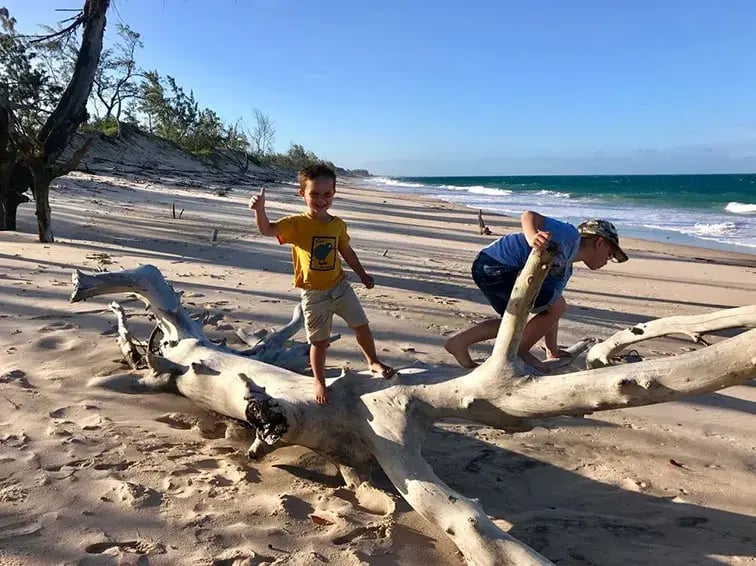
184, 107, 223, 153
91, 23, 142, 132
0, 9, 64, 139
136, 71, 199, 145
0, 1, 110, 240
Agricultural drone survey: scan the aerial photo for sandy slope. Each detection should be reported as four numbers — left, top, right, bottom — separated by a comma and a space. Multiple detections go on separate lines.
0, 163, 754, 565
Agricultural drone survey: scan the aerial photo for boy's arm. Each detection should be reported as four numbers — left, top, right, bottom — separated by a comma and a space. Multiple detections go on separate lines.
249, 187, 279, 237
521, 210, 549, 250
340, 243, 374, 289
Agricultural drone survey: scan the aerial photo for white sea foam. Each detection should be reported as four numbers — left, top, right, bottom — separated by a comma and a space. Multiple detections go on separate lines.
467, 186, 513, 196
643, 221, 755, 249
725, 201, 756, 214
373, 178, 428, 189
689, 222, 740, 238
438, 184, 486, 192
535, 189, 571, 198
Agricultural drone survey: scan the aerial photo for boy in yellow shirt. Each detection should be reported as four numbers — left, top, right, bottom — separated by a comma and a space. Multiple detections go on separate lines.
249, 163, 394, 404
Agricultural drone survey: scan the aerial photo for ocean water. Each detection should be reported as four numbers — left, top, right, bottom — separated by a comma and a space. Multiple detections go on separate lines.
356, 174, 756, 253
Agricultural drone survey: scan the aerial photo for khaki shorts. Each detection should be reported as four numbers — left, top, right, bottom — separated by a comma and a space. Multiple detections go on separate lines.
300, 278, 369, 343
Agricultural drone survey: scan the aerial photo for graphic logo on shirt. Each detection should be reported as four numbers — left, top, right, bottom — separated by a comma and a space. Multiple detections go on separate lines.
310, 237, 337, 271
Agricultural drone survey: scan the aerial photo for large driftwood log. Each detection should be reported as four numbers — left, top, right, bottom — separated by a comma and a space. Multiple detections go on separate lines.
70, 250, 756, 566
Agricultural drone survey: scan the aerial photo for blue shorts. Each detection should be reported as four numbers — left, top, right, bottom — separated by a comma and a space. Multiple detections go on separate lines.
471, 252, 559, 316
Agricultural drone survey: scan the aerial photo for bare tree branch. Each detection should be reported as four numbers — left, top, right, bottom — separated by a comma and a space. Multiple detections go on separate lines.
586, 304, 756, 368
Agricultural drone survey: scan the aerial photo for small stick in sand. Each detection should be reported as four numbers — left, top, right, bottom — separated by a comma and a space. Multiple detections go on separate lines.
478, 209, 492, 235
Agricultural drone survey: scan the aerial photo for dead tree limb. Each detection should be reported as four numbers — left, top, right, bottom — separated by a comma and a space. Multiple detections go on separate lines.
477, 209, 491, 235
107, 301, 146, 369
586, 304, 756, 368
70, 251, 756, 566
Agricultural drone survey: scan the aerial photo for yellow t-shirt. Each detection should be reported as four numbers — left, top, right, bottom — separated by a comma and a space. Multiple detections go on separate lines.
275, 214, 349, 290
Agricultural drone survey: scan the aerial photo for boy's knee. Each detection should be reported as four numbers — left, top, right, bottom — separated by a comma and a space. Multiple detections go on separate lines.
544, 295, 566, 317
553, 295, 566, 313
310, 340, 329, 350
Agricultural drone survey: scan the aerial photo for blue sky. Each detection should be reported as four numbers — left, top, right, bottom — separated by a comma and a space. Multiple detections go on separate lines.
8, 0, 756, 175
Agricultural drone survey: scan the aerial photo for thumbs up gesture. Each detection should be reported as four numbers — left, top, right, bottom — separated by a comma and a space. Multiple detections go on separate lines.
249, 187, 266, 211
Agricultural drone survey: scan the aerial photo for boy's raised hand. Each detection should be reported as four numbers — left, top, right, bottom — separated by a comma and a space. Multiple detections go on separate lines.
249, 187, 266, 211
530, 230, 551, 250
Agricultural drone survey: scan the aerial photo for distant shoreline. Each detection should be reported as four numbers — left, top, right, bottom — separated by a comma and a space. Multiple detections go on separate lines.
345, 181, 756, 262
353, 174, 756, 255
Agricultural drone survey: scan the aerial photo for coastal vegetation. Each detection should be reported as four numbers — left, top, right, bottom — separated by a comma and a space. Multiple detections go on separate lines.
0, 3, 364, 242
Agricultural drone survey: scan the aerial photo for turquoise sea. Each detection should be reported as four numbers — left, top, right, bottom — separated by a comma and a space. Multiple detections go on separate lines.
358, 174, 756, 252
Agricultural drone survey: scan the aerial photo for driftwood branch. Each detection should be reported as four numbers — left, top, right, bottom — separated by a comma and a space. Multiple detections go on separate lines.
107, 301, 145, 369
70, 249, 756, 565
586, 304, 756, 368
477, 209, 492, 235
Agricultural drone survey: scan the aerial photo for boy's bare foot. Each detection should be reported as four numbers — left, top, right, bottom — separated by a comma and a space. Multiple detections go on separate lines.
545, 347, 573, 360
314, 380, 329, 405
444, 337, 478, 368
369, 361, 396, 379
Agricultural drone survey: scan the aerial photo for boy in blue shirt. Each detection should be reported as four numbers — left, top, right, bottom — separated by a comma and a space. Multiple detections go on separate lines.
445, 211, 628, 372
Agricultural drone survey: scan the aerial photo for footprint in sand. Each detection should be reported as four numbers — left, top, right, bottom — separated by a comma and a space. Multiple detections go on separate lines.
34, 334, 77, 351
155, 413, 230, 439
280, 494, 315, 520
0, 520, 42, 540
155, 413, 194, 430
107, 480, 164, 508
0, 369, 34, 389
354, 482, 396, 516
1, 433, 30, 448
92, 460, 135, 472
38, 321, 77, 333
49, 404, 107, 428
84, 539, 166, 555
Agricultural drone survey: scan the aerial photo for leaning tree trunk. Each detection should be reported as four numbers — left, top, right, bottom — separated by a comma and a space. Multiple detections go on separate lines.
0, 97, 25, 231
70, 248, 756, 566
0, 102, 31, 230
0, 179, 30, 231
21, 0, 110, 242
27, 157, 53, 241
38, 0, 109, 165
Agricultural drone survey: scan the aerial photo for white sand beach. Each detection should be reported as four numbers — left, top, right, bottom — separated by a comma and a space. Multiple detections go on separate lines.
1, 150, 755, 565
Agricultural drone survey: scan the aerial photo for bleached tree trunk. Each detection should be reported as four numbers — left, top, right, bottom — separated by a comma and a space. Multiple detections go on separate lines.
70, 248, 756, 566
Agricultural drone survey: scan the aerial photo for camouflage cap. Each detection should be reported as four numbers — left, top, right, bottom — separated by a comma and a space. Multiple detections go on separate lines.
577, 219, 629, 263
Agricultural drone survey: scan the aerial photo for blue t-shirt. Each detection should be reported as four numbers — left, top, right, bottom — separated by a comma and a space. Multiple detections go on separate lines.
480, 217, 580, 296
